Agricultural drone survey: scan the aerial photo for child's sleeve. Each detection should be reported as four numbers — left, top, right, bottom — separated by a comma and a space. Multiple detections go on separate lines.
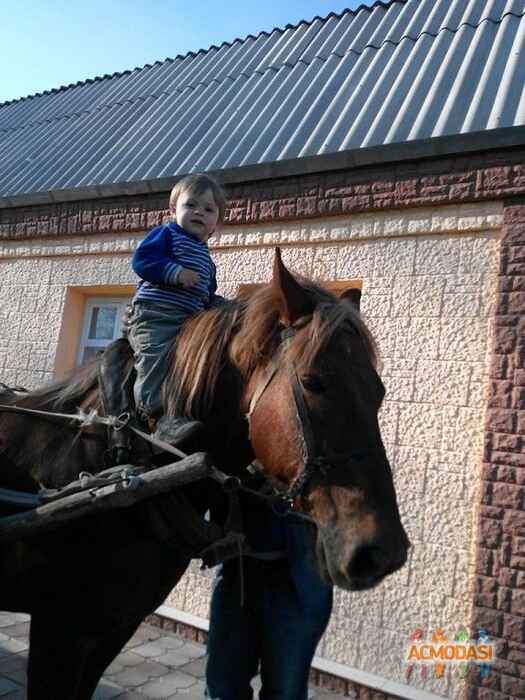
132, 225, 181, 285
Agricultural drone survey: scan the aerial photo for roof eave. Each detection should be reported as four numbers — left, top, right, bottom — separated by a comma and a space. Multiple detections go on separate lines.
1, 125, 524, 210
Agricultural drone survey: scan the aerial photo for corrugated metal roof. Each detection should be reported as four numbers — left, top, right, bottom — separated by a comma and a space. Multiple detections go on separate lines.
1, 0, 524, 205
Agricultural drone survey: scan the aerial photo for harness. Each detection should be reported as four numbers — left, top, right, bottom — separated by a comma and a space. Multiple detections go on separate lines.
0, 316, 385, 564
247, 319, 386, 508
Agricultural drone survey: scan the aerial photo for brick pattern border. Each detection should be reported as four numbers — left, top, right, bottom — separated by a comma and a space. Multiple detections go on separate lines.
1, 148, 525, 240
145, 613, 407, 700
469, 200, 525, 700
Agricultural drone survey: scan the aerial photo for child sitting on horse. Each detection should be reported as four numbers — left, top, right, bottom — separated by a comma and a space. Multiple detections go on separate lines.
128, 173, 226, 439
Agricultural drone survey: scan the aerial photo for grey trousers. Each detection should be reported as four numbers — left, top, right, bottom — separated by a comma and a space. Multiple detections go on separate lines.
127, 301, 188, 417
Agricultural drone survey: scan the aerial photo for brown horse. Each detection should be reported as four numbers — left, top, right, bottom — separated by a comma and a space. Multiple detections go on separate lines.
0, 250, 409, 699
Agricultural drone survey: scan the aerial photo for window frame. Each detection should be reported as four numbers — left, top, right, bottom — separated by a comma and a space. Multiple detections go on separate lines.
76, 296, 131, 366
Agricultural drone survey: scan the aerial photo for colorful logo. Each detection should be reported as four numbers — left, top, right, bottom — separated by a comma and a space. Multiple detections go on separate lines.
405, 628, 495, 681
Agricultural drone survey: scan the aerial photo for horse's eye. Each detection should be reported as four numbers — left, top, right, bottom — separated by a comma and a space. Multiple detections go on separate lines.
302, 375, 325, 393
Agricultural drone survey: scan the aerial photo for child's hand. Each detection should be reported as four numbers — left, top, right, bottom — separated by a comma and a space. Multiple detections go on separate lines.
178, 268, 200, 288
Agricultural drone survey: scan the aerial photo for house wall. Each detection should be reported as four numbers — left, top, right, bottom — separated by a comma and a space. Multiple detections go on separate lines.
0, 201, 503, 699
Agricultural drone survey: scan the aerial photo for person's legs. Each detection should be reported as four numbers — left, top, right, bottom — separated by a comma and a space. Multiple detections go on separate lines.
206, 559, 263, 700
285, 520, 333, 621
128, 302, 204, 442
259, 522, 333, 700
127, 302, 185, 418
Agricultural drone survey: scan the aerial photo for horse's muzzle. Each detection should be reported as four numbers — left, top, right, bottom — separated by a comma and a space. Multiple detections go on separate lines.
345, 539, 410, 591
317, 526, 410, 591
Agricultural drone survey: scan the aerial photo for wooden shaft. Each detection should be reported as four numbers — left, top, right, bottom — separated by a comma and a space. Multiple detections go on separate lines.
0, 452, 212, 543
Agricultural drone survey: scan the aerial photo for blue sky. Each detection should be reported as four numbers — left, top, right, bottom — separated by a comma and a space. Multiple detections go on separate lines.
1, 0, 368, 103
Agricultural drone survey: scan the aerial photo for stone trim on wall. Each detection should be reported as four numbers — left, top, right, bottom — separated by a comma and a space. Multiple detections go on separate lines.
0, 203, 504, 261
0, 148, 524, 241
469, 199, 525, 700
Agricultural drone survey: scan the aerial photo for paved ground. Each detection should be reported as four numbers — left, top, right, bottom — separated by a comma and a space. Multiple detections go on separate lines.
0, 611, 345, 699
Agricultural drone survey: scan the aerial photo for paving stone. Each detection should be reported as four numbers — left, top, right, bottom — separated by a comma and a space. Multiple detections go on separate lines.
156, 650, 202, 668
125, 625, 161, 649
117, 650, 149, 667
153, 636, 184, 652
0, 678, 20, 697
0, 625, 29, 640
104, 659, 124, 676
1, 671, 25, 687
177, 642, 205, 660
0, 655, 26, 674
137, 670, 197, 698
174, 679, 206, 697
130, 660, 170, 679
132, 641, 168, 659
1, 691, 25, 700
8, 616, 28, 625
93, 679, 125, 699
0, 640, 28, 657
112, 665, 161, 688
0, 616, 350, 699
178, 656, 206, 679
0, 615, 28, 630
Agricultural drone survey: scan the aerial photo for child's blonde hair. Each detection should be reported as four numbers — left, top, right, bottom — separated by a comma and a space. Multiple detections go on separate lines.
169, 173, 227, 221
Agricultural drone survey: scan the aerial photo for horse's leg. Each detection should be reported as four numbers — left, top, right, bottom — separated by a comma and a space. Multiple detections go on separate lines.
74, 621, 142, 700
27, 614, 93, 700
76, 545, 189, 700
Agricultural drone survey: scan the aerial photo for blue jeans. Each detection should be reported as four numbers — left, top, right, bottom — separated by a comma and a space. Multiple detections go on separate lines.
127, 301, 188, 417
206, 520, 333, 700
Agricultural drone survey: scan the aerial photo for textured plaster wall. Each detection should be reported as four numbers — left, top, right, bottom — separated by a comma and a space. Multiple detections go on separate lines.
0, 251, 136, 388
0, 202, 502, 698
172, 203, 502, 699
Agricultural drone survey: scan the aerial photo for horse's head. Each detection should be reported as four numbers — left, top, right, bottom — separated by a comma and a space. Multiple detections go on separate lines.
242, 249, 409, 591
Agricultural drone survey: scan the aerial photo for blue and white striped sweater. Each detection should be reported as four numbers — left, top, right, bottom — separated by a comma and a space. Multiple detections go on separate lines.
132, 222, 224, 314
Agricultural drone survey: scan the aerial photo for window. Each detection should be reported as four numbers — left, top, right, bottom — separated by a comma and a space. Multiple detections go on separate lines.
77, 297, 131, 366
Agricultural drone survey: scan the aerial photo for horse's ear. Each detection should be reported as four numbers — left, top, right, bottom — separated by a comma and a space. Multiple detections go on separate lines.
272, 248, 313, 325
340, 288, 361, 313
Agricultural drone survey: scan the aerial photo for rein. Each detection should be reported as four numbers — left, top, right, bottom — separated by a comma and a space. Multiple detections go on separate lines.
0, 404, 188, 460
0, 404, 127, 429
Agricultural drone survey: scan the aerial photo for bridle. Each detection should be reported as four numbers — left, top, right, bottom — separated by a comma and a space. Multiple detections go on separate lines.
246, 317, 386, 506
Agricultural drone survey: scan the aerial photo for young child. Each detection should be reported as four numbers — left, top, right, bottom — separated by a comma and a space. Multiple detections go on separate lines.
128, 173, 226, 439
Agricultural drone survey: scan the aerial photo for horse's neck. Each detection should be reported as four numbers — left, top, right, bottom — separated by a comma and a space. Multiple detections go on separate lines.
0, 393, 108, 493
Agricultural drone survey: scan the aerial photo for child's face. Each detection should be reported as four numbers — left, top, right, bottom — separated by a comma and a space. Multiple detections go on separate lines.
172, 188, 220, 241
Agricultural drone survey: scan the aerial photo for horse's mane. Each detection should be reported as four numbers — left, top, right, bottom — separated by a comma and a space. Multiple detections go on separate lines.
12, 359, 102, 412
3, 277, 376, 427
164, 279, 378, 423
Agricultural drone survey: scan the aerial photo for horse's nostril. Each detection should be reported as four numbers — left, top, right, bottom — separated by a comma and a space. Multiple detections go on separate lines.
347, 545, 383, 580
